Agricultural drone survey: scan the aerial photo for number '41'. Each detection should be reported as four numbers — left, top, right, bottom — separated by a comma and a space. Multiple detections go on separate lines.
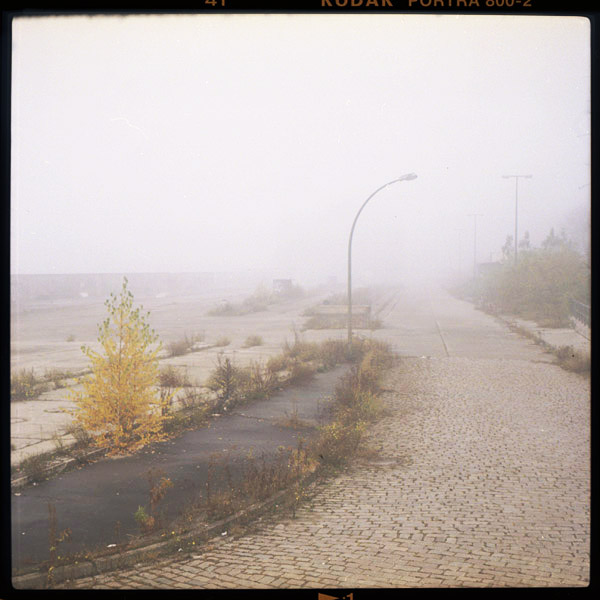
205, 0, 225, 6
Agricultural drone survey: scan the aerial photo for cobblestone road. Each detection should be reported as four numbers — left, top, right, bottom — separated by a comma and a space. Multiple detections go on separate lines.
59, 354, 590, 589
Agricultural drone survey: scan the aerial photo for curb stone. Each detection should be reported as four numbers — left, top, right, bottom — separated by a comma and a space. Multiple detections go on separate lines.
13, 470, 320, 589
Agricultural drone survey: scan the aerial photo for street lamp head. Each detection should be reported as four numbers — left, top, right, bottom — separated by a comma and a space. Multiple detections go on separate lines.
398, 173, 418, 181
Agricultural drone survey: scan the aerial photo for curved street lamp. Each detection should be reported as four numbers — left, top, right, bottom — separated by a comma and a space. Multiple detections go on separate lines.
347, 173, 418, 346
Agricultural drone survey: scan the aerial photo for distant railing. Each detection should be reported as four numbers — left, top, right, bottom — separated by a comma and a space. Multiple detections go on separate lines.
570, 298, 590, 328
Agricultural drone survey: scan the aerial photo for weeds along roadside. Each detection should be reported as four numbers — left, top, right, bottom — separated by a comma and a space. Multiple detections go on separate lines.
143, 337, 396, 539
16, 337, 398, 585
505, 321, 590, 375
12, 336, 390, 486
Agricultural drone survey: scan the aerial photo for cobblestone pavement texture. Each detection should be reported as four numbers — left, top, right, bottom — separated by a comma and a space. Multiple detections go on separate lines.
57, 353, 590, 589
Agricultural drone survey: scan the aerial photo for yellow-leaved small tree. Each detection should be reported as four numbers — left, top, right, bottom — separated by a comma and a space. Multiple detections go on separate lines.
71, 277, 171, 455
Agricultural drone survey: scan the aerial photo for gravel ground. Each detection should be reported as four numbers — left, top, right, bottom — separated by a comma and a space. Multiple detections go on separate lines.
56, 354, 590, 589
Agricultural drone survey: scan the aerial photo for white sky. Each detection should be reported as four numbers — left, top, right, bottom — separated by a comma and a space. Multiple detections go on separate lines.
11, 14, 590, 286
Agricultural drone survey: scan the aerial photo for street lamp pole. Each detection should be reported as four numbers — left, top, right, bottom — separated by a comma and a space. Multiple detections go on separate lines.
467, 213, 483, 279
502, 174, 532, 265
347, 173, 417, 346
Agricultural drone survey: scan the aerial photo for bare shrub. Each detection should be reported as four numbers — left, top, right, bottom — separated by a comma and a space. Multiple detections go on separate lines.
318, 339, 347, 369
20, 453, 48, 483
283, 338, 320, 362
206, 354, 245, 410
287, 362, 316, 385
555, 345, 590, 373
135, 468, 173, 533
159, 365, 190, 388
11, 369, 48, 401
44, 368, 76, 389
65, 422, 93, 449
266, 353, 292, 373
243, 361, 276, 401
204, 444, 314, 521
242, 334, 263, 348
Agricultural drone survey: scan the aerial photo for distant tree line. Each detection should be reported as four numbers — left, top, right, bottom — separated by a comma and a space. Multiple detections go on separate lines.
471, 228, 590, 328
482, 228, 589, 327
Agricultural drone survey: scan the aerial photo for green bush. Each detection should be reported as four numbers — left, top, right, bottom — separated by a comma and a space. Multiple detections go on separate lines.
479, 232, 590, 327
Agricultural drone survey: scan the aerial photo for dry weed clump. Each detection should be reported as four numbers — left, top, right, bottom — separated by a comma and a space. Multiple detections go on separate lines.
11, 368, 49, 401
206, 354, 246, 410
311, 338, 394, 467
243, 334, 264, 348
167, 332, 204, 357
159, 365, 191, 388
287, 362, 317, 385
318, 339, 347, 369
243, 361, 276, 401
134, 468, 174, 533
555, 345, 590, 373
266, 353, 293, 374
204, 444, 315, 521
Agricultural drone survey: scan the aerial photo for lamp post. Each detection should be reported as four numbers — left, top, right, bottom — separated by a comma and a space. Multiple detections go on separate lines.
502, 174, 532, 265
347, 173, 417, 346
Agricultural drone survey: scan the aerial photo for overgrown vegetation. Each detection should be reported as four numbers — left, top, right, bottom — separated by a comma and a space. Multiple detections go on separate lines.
44, 368, 78, 390
207, 283, 305, 317
69, 278, 173, 456
203, 443, 316, 521
19, 452, 49, 483
554, 345, 590, 374
11, 367, 81, 401
207, 294, 269, 317
18, 334, 396, 582
179, 337, 395, 526
469, 229, 590, 328
206, 354, 246, 411
242, 334, 263, 348
134, 468, 174, 533
167, 332, 205, 357
159, 365, 192, 389
11, 368, 49, 401
46, 502, 71, 587
312, 338, 393, 467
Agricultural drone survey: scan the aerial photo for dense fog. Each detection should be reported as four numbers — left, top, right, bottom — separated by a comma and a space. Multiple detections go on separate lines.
11, 14, 590, 290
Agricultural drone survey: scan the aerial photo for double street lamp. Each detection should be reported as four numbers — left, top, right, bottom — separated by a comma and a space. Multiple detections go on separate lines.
347, 173, 418, 346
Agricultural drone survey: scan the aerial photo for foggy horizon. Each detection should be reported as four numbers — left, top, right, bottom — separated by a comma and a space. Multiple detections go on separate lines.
11, 14, 591, 289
